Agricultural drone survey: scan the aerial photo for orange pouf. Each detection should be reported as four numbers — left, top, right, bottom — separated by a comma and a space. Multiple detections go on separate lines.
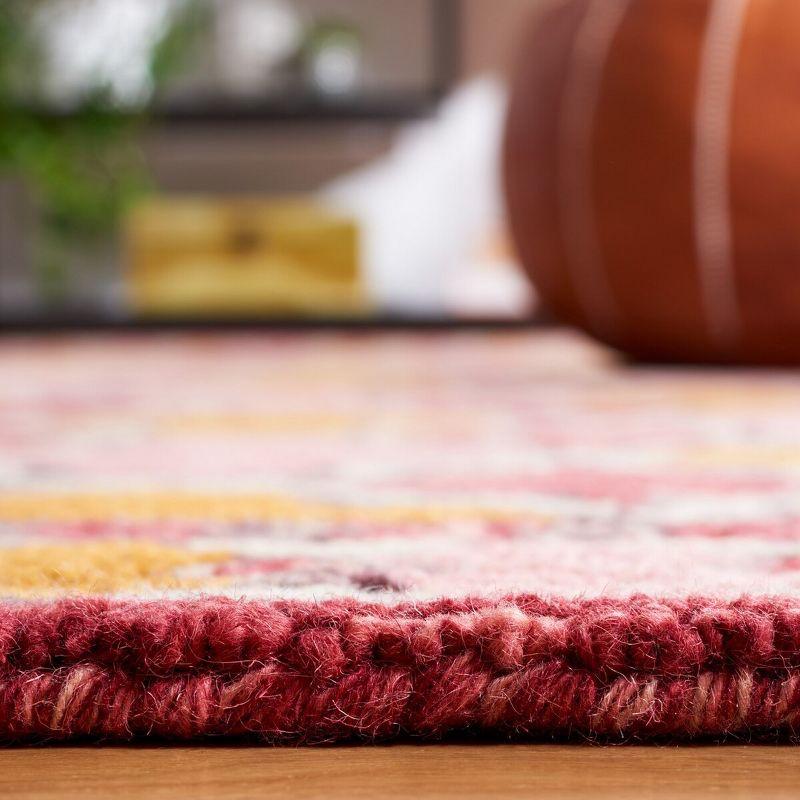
504, 0, 800, 364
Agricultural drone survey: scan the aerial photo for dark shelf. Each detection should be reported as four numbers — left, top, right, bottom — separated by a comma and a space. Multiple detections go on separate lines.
1, 314, 542, 335
15, 91, 444, 127
154, 91, 445, 124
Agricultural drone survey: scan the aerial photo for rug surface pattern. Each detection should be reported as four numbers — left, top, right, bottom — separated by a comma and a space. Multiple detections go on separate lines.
2, 330, 800, 741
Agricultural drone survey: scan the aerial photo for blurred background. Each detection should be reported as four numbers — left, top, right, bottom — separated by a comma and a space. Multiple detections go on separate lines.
0, 0, 538, 327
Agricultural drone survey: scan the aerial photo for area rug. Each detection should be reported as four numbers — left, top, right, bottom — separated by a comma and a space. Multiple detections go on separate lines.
2, 329, 800, 742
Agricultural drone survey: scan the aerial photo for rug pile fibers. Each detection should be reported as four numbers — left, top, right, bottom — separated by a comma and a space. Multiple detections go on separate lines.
2, 330, 800, 743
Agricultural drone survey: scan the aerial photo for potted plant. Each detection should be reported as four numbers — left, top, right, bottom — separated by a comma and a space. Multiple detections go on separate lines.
0, 0, 208, 316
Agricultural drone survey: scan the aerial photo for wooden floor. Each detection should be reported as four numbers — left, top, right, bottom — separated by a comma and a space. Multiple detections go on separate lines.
0, 745, 798, 800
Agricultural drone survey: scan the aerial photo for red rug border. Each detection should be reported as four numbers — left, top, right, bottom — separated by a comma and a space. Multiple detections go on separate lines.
1, 595, 800, 742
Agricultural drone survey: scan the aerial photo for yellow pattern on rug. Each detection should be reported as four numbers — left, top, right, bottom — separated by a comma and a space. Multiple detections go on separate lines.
0, 541, 229, 596
0, 493, 552, 526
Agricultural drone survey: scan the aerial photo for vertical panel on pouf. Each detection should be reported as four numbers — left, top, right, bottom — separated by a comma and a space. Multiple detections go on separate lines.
730, 0, 800, 362
591, 0, 711, 360
504, 0, 596, 331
